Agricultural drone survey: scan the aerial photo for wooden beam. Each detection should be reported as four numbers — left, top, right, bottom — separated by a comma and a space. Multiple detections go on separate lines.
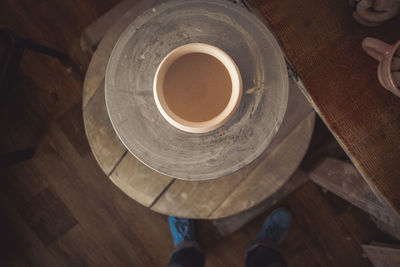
362, 242, 400, 267
80, 0, 143, 54
309, 157, 400, 239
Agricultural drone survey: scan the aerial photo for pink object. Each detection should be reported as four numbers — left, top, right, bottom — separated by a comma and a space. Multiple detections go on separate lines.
362, 37, 400, 97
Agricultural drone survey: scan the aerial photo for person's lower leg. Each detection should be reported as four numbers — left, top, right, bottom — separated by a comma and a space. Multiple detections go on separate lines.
245, 208, 291, 267
167, 216, 205, 267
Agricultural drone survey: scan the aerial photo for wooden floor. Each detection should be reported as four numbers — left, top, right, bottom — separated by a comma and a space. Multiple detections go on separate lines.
0, 0, 391, 266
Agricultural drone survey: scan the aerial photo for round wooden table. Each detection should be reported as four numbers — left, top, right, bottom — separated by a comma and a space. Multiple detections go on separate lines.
82, 2, 315, 219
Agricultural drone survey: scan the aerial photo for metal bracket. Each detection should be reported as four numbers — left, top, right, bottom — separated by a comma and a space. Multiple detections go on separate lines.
286, 60, 299, 82
228, 0, 252, 12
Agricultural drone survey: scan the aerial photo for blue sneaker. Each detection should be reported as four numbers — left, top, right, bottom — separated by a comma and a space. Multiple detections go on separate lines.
256, 208, 292, 245
168, 216, 196, 246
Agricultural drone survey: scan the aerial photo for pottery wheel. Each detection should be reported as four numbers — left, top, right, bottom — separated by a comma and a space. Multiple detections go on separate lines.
105, 0, 289, 180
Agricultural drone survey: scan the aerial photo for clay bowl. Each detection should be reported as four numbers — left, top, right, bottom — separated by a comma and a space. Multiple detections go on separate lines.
153, 43, 242, 133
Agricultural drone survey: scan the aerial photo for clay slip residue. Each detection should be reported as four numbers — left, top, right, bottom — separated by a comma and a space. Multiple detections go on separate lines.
163, 53, 232, 122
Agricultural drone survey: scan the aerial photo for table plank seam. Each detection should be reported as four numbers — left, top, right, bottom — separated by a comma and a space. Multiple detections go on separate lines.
108, 150, 128, 177
149, 179, 176, 209
83, 79, 105, 111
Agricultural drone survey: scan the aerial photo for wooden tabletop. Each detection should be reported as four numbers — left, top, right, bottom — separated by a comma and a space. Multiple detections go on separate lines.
248, 0, 400, 215
82, 0, 315, 219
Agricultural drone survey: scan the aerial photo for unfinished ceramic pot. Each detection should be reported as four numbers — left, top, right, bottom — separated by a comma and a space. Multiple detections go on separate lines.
362, 37, 400, 97
153, 43, 242, 133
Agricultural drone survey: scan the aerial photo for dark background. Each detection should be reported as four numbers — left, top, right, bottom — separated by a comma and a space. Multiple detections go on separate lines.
0, 0, 391, 266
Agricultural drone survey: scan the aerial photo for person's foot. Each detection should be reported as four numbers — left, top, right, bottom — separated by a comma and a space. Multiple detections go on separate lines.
168, 216, 196, 246
256, 208, 292, 245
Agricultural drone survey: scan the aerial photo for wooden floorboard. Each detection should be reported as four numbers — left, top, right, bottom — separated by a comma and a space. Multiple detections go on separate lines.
0, 0, 391, 266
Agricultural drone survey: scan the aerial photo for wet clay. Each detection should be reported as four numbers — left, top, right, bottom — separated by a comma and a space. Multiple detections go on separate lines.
163, 53, 232, 122
392, 51, 400, 88
392, 56, 400, 71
